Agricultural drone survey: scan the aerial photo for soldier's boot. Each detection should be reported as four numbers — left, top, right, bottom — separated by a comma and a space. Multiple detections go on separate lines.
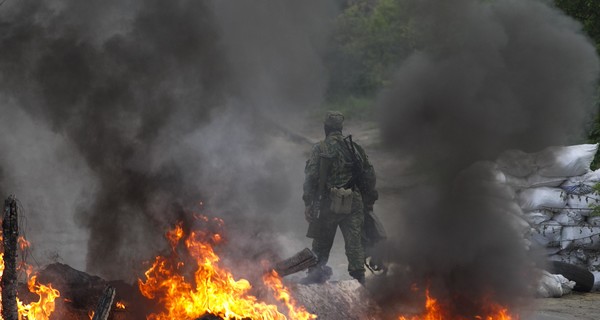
299, 265, 332, 285
349, 270, 365, 285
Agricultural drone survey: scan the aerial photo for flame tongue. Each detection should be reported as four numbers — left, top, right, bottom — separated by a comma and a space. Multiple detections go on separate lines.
139, 219, 316, 320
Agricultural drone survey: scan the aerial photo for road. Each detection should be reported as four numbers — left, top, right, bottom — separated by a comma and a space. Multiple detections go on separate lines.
528, 293, 600, 320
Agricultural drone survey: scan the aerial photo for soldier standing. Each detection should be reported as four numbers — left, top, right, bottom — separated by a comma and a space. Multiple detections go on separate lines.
301, 111, 378, 284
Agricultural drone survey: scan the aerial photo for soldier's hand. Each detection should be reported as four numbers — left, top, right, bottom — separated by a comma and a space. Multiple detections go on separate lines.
304, 206, 313, 222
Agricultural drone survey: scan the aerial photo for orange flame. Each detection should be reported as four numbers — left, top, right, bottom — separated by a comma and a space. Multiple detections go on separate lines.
139, 217, 316, 320
17, 237, 30, 251
398, 289, 518, 320
0, 234, 61, 320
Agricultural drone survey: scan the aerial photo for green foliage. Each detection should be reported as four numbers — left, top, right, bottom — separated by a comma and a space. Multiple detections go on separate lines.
325, 0, 416, 98
554, 0, 600, 54
554, 1, 600, 168
321, 95, 375, 120
589, 183, 600, 217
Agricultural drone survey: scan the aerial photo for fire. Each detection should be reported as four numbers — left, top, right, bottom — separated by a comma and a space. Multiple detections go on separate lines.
139, 218, 316, 320
0, 235, 60, 320
398, 289, 518, 320
16, 275, 60, 320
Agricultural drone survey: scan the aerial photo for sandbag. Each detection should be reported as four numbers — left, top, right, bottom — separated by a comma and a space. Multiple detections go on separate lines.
536, 144, 598, 178
560, 225, 600, 251
504, 174, 566, 189
548, 253, 585, 267
522, 210, 553, 226
565, 193, 600, 210
587, 253, 600, 272
592, 271, 600, 291
561, 169, 600, 195
588, 216, 600, 226
536, 270, 575, 298
530, 220, 562, 247
497, 149, 537, 177
517, 187, 567, 211
508, 213, 531, 234
552, 209, 585, 226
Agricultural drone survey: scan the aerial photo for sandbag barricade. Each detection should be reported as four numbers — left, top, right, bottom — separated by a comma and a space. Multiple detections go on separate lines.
493, 144, 600, 292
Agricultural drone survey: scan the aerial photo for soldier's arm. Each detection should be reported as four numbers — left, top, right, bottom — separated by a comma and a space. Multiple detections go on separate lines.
302, 144, 321, 207
355, 144, 378, 210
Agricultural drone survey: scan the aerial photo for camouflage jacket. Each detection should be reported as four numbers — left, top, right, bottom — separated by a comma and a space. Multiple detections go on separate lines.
303, 131, 378, 210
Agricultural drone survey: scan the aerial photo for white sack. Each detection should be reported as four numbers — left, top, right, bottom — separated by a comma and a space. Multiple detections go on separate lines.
587, 253, 600, 272
536, 144, 598, 178
505, 174, 566, 189
497, 149, 537, 178
552, 209, 585, 226
565, 193, 600, 210
509, 213, 532, 234
537, 270, 575, 298
518, 187, 567, 211
561, 169, 600, 195
560, 225, 600, 251
548, 253, 585, 267
593, 271, 600, 291
588, 216, 600, 226
531, 220, 562, 247
523, 210, 553, 226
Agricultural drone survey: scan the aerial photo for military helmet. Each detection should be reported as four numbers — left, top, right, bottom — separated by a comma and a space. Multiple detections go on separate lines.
324, 111, 344, 130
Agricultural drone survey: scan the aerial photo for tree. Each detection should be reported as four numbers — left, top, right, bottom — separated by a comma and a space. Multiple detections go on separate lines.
554, 0, 600, 167
325, 0, 415, 99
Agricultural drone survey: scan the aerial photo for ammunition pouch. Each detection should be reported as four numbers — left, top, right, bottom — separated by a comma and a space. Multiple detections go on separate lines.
329, 187, 353, 214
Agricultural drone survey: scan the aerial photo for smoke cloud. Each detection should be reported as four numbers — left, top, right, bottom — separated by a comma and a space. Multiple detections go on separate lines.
373, 0, 599, 315
0, 0, 337, 280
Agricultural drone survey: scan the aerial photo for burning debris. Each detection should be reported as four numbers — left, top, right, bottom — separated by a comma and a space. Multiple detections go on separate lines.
0, 196, 61, 320
138, 217, 316, 320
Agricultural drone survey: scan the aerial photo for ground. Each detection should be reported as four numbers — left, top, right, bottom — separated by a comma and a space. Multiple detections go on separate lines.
529, 293, 600, 320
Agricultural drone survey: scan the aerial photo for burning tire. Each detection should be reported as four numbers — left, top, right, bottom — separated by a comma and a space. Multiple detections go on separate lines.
546, 261, 594, 292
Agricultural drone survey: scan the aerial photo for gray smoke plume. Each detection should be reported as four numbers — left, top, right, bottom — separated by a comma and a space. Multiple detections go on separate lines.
0, 0, 337, 281
374, 0, 599, 316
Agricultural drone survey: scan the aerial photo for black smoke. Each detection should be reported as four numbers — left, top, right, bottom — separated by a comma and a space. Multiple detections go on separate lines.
0, 0, 336, 280
374, 0, 598, 316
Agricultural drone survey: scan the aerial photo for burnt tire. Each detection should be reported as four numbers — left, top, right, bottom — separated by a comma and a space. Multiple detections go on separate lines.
546, 261, 594, 292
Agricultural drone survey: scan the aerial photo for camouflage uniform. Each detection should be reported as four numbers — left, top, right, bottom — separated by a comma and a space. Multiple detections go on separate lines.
302, 111, 377, 283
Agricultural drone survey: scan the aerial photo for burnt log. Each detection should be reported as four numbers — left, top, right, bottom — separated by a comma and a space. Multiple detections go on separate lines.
272, 248, 318, 277
92, 286, 116, 320
2, 196, 19, 320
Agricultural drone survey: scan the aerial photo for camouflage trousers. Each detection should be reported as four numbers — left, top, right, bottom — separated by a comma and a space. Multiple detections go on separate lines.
311, 193, 365, 274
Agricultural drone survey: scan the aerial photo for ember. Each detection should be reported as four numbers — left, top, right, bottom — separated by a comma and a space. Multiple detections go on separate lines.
138, 218, 316, 320
115, 301, 126, 310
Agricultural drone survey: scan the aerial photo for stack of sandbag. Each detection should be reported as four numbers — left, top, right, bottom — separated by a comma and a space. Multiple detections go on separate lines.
496, 144, 600, 270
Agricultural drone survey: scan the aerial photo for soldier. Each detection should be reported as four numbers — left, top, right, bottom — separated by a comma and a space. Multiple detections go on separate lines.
301, 111, 378, 285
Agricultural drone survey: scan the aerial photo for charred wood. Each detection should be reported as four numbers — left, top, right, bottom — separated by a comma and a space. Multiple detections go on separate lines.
272, 248, 318, 277
92, 286, 116, 320
2, 196, 18, 320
